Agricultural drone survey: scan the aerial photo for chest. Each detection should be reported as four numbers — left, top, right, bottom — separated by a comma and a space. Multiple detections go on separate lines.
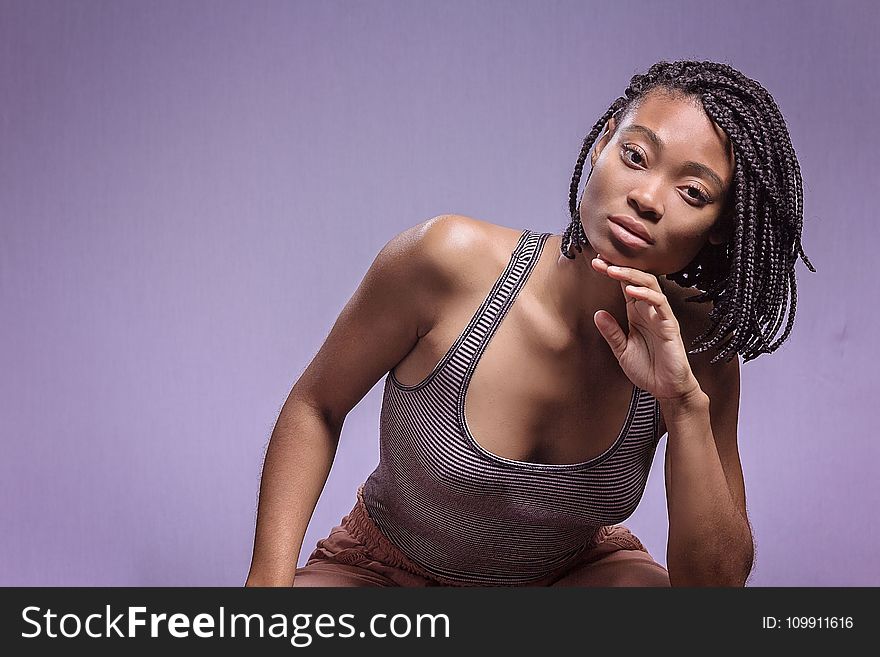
392, 288, 662, 465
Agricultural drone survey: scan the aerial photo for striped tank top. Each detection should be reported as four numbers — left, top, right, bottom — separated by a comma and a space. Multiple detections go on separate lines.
362, 228, 661, 585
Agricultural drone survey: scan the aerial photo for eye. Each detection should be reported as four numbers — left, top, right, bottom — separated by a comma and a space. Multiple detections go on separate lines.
620, 143, 646, 166
621, 143, 713, 207
683, 184, 711, 206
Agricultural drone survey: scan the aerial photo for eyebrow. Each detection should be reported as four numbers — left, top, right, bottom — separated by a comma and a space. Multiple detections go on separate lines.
619, 124, 726, 194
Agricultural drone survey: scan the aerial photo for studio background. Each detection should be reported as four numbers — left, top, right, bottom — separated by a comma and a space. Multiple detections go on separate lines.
2, 0, 876, 586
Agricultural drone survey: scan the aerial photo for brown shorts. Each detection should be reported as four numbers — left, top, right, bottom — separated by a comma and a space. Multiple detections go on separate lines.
294, 485, 670, 587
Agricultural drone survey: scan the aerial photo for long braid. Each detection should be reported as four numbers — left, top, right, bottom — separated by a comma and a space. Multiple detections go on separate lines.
562, 101, 628, 257
563, 60, 816, 364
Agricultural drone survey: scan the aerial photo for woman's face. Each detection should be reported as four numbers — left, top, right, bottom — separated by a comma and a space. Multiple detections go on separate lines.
579, 90, 735, 275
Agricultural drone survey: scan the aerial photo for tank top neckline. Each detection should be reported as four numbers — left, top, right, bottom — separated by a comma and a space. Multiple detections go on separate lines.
388, 228, 646, 471
457, 230, 642, 472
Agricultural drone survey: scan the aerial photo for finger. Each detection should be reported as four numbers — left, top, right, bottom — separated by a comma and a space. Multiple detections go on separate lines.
603, 264, 662, 293
591, 257, 610, 274
593, 310, 627, 359
623, 285, 675, 321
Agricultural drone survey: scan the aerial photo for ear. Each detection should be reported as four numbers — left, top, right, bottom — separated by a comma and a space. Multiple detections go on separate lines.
590, 114, 618, 167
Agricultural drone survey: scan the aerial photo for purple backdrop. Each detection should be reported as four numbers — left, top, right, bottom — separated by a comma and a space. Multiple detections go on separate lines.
2, 0, 877, 586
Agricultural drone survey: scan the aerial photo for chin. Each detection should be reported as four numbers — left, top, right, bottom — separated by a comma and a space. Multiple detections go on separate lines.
595, 235, 652, 266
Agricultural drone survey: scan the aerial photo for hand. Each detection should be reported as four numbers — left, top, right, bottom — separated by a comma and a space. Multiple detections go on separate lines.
590, 256, 702, 402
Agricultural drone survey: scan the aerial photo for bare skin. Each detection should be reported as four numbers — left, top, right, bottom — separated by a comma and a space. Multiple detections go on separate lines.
392, 223, 648, 463
247, 90, 744, 585
391, 220, 693, 462
391, 90, 735, 463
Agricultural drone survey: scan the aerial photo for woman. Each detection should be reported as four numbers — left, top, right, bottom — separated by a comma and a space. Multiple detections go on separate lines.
245, 60, 815, 587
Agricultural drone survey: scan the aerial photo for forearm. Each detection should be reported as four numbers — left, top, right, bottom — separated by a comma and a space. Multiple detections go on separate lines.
245, 396, 341, 587
661, 390, 753, 587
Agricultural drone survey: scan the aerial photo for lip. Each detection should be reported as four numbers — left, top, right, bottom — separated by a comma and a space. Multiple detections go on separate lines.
608, 215, 655, 245
608, 217, 653, 250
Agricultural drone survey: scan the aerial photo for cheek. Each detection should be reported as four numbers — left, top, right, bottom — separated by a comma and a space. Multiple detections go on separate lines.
677, 220, 714, 243
661, 225, 718, 269
579, 165, 618, 210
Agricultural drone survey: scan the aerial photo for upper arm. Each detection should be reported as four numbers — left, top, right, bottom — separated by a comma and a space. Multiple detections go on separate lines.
287, 214, 476, 429
663, 285, 748, 525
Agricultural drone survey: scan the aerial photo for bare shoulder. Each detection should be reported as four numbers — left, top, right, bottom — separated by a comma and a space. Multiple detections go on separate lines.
418, 213, 517, 254
414, 214, 521, 291
366, 213, 521, 342
417, 213, 492, 262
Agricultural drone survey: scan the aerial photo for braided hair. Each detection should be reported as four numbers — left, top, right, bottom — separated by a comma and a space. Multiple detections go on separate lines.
562, 60, 815, 365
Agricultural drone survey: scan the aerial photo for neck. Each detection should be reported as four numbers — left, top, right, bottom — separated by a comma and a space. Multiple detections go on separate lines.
546, 235, 630, 345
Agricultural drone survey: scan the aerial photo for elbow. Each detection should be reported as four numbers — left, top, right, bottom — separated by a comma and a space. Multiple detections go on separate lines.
668, 565, 750, 588
668, 542, 754, 588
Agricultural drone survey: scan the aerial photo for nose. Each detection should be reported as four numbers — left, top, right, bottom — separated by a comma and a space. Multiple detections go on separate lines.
627, 178, 664, 219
